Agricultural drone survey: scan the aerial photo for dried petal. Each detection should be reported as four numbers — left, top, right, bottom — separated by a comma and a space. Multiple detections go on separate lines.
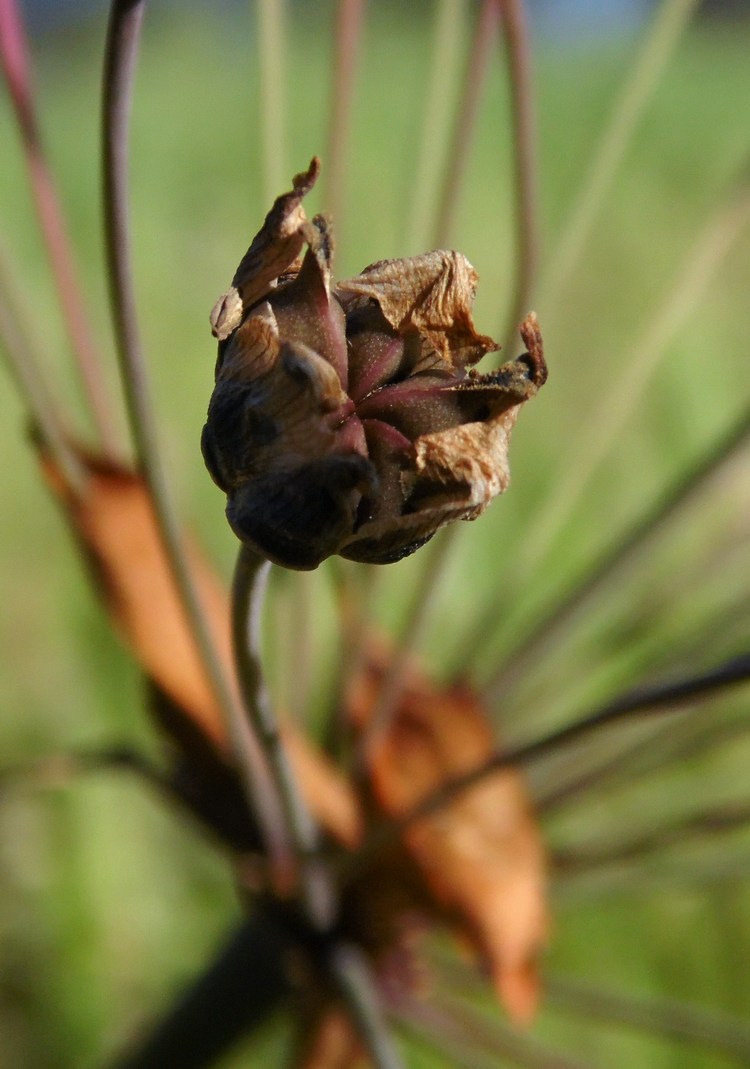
210, 157, 321, 340
202, 301, 376, 569
342, 330, 546, 564
337, 250, 498, 368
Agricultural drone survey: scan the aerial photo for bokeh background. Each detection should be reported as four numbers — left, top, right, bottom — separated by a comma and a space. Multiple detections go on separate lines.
2, 1, 750, 1066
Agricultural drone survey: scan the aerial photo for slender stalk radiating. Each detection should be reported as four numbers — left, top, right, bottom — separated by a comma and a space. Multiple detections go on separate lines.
405, 0, 468, 252
515, 175, 750, 591
397, 989, 597, 1069
325, 0, 366, 235
477, 400, 750, 705
0, 0, 118, 450
543, 0, 701, 304
257, 0, 287, 206
0, 242, 86, 494
231, 544, 331, 916
553, 800, 750, 876
497, 0, 539, 351
432, 0, 499, 247
353, 649, 750, 869
101, 0, 292, 881
545, 973, 750, 1064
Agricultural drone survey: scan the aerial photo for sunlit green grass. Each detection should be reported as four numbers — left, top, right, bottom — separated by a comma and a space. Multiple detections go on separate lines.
1, 6, 750, 1067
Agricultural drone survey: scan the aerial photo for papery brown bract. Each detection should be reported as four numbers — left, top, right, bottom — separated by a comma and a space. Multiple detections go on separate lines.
202, 160, 547, 569
346, 644, 549, 1026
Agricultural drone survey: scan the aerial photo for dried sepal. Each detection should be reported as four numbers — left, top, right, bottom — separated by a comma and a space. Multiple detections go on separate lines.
337, 250, 498, 368
210, 157, 321, 340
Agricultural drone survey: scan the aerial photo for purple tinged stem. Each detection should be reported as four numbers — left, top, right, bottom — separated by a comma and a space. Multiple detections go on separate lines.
0, 0, 118, 451
101, 0, 293, 883
497, 0, 539, 352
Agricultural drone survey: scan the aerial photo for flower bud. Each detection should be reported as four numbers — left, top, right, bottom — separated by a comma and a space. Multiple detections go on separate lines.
202, 159, 546, 569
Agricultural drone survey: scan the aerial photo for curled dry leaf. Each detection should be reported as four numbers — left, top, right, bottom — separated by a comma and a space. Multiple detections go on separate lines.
347, 648, 549, 1025
39, 446, 363, 850
202, 161, 547, 570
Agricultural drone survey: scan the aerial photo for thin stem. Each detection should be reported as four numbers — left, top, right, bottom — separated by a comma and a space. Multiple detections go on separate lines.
537, 709, 749, 816
553, 800, 750, 876
101, 0, 290, 882
0, 0, 118, 450
350, 651, 750, 871
357, 528, 458, 767
396, 988, 596, 1069
421, 651, 750, 825
231, 548, 401, 1068
0, 239, 86, 495
327, 943, 406, 1069
326, 561, 379, 759
543, 0, 700, 304
232, 544, 334, 925
545, 973, 750, 1063
510, 174, 750, 601
405, 0, 467, 252
325, 0, 366, 235
432, 0, 499, 247
497, 0, 540, 351
477, 399, 750, 704
257, 0, 287, 207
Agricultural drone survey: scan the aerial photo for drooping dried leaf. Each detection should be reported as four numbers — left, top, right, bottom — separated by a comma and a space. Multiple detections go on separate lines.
337, 250, 498, 367
349, 648, 549, 1024
40, 446, 363, 849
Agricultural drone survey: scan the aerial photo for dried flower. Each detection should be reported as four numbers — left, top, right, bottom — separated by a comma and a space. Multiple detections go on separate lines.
202, 159, 547, 569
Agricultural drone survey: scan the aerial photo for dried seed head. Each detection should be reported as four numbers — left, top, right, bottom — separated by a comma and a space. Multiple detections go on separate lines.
202, 160, 547, 569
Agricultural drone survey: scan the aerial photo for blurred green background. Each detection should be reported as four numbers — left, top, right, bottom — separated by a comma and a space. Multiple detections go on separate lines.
1, 2, 750, 1066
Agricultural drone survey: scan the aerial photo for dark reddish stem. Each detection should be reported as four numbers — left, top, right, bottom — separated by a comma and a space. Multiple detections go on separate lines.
349, 650, 750, 873
101, 0, 293, 882
0, 0, 117, 450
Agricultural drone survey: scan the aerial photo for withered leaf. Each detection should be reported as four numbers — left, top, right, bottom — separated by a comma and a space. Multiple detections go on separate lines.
348, 647, 549, 1024
210, 157, 321, 340
336, 250, 498, 368
40, 446, 363, 849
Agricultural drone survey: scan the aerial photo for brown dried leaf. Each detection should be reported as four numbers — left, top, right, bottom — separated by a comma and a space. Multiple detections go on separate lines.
349, 650, 549, 1024
40, 447, 363, 849
337, 250, 498, 367
210, 158, 321, 340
